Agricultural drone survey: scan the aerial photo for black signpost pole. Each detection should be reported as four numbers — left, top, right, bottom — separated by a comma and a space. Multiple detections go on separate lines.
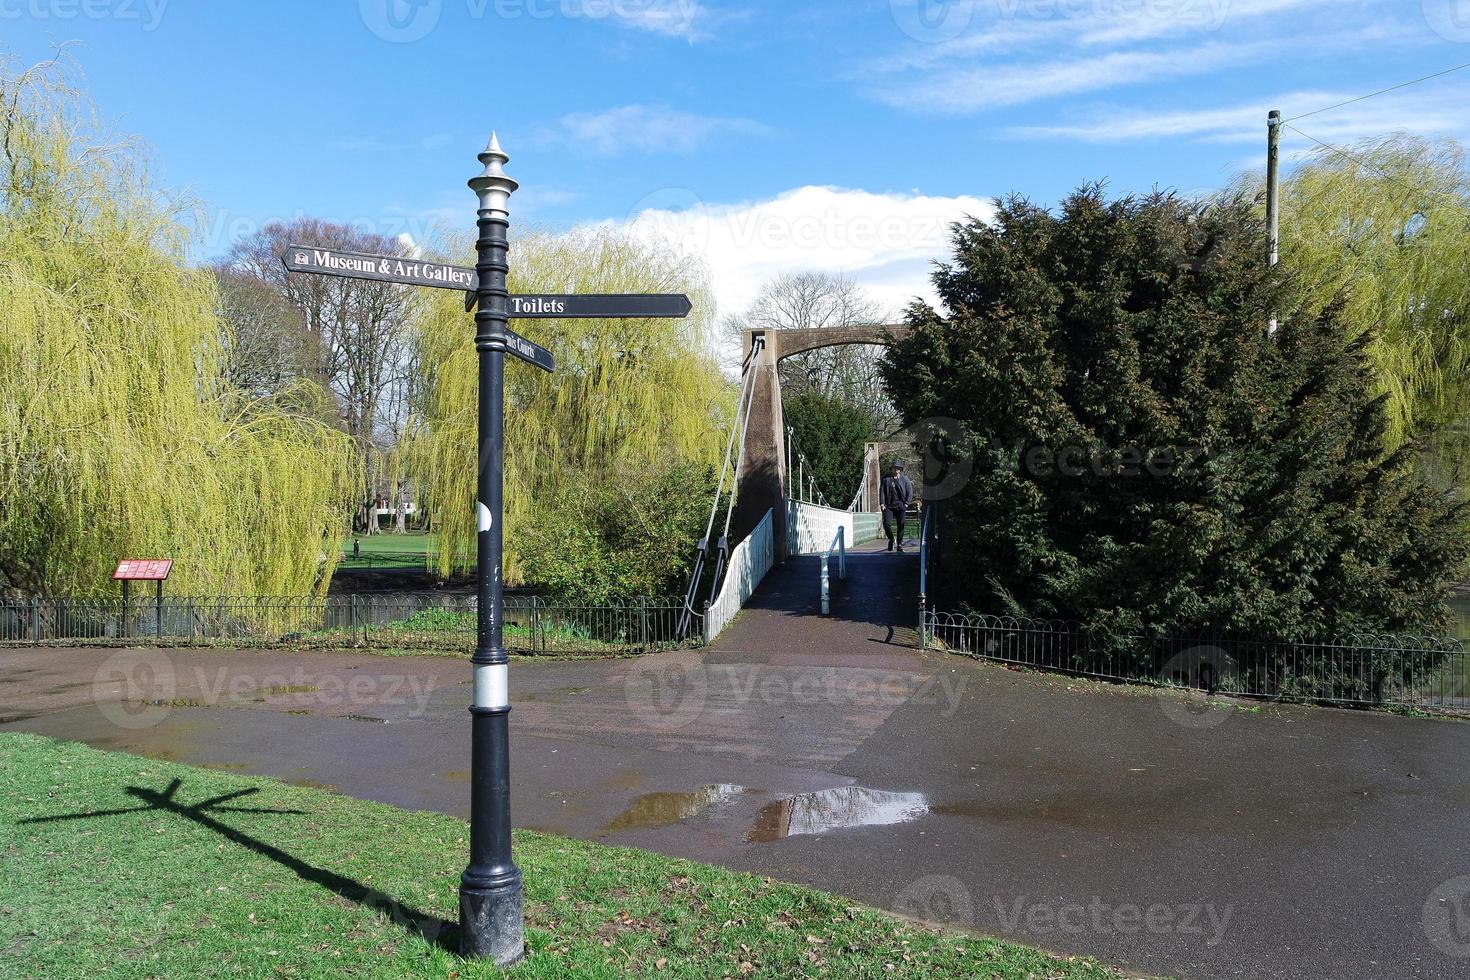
278, 133, 690, 968
460, 132, 524, 964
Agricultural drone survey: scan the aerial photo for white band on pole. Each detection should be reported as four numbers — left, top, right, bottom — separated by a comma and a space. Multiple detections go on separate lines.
474, 663, 509, 709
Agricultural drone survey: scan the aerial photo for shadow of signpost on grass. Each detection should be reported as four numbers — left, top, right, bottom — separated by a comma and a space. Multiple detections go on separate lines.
20, 777, 458, 952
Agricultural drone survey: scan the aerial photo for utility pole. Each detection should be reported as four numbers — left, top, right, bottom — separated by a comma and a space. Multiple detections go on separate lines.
1266, 109, 1281, 336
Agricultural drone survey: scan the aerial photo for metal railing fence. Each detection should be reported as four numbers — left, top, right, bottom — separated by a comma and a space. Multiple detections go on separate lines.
820, 526, 847, 616
704, 509, 774, 645
925, 612, 1469, 711
0, 593, 697, 657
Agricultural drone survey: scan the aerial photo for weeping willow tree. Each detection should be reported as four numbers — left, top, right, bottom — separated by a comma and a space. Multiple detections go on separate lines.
1264, 136, 1470, 483
0, 57, 358, 598
413, 229, 733, 594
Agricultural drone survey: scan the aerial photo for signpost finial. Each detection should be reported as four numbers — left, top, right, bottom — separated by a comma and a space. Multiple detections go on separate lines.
470, 131, 518, 216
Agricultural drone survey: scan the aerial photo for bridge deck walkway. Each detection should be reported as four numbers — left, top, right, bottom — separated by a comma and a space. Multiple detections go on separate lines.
710, 535, 920, 659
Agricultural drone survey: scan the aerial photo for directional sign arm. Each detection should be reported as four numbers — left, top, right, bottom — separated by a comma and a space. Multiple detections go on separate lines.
467, 293, 693, 318
496, 327, 555, 373
507, 294, 693, 319
282, 244, 478, 292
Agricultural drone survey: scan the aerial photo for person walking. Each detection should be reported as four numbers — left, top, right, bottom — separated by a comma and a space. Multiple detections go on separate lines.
881, 462, 913, 552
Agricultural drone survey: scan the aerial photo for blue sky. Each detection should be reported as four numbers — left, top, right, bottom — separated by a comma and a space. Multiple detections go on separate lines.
6, 0, 1470, 316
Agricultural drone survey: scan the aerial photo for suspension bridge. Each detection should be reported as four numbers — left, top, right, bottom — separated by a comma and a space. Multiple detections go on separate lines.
678, 323, 927, 646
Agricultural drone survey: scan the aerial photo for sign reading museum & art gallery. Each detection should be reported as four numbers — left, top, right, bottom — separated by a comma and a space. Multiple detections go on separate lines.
284, 246, 477, 290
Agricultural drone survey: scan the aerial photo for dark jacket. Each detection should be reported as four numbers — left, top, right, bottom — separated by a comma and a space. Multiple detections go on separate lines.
880, 474, 913, 510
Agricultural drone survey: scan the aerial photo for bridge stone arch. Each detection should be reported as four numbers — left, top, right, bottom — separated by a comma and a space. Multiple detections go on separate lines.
730, 324, 910, 554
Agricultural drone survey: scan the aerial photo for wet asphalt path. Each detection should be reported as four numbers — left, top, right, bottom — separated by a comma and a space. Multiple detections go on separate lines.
4, 539, 1470, 978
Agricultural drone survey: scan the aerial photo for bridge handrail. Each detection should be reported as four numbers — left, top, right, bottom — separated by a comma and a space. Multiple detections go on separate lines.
787, 500, 855, 556
819, 526, 847, 616
704, 508, 775, 645
918, 503, 934, 647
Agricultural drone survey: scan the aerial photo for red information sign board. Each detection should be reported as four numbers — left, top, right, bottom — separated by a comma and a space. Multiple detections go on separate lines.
113, 559, 173, 581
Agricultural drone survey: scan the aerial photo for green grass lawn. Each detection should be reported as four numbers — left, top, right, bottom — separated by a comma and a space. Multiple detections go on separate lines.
339, 531, 437, 569
0, 734, 1125, 978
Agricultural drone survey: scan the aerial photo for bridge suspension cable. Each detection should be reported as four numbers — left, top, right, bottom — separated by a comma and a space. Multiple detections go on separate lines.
677, 334, 764, 637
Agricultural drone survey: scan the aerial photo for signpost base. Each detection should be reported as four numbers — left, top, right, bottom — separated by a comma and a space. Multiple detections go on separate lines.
459, 888, 524, 964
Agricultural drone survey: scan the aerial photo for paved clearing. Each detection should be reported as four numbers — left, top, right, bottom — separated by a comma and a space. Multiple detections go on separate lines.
4, 542, 1469, 978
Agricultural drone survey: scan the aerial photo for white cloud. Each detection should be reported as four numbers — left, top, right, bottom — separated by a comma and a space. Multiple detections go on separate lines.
1072, 0, 1324, 46
869, 0, 1405, 113
1008, 83, 1470, 145
610, 0, 726, 41
536, 104, 771, 155
874, 40, 1273, 112
604, 185, 995, 319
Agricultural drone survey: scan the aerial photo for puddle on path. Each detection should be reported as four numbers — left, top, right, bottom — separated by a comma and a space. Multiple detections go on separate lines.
252, 685, 320, 701
603, 784, 749, 832
748, 787, 929, 842
289, 777, 339, 792
199, 761, 249, 772
602, 783, 933, 842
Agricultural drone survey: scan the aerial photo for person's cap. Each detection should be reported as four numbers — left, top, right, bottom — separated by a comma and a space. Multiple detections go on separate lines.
893, 462, 905, 470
